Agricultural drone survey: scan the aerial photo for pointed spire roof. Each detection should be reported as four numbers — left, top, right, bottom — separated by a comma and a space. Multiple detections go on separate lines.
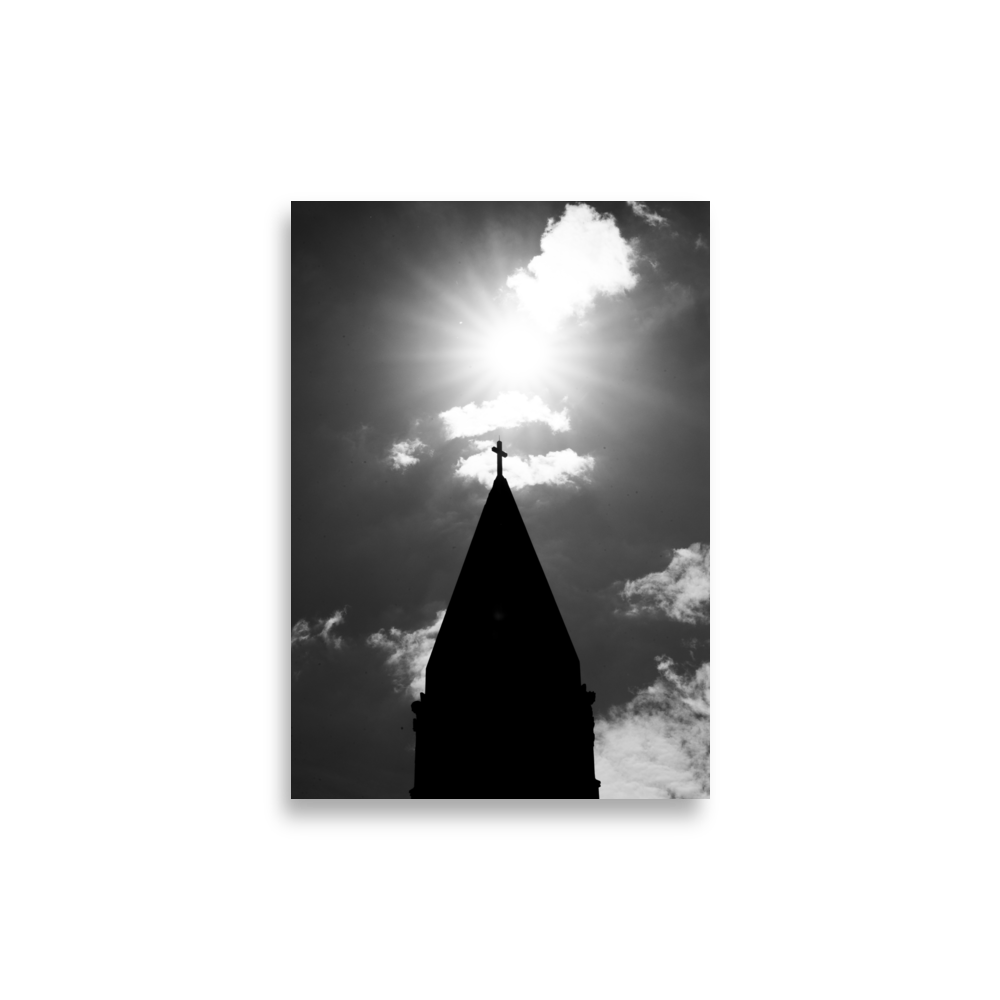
412, 442, 600, 798
425, 467, 581, 700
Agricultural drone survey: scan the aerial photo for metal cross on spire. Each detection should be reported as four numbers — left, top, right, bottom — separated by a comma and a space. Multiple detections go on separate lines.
492, 440, 508, 478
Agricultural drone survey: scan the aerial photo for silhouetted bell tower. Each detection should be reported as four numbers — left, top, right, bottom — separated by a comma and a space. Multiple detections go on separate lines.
410, 441, 601, 798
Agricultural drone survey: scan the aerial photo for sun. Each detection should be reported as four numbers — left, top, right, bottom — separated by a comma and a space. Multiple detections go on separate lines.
431, 280, 577, 400
482, 320, 550, 383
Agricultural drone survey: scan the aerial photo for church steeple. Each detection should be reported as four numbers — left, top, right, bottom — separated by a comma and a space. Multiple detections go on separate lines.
410, 444, 600, 798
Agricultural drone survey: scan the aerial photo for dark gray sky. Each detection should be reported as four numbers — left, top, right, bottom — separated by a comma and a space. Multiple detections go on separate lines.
292, 201, 710, 797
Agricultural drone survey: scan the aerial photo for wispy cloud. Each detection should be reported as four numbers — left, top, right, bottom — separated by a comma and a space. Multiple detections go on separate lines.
439, 391, 570, 440
627, 201, 672, 230
594, 659, 710, 798
695, 235, 709, 251
367, 609, 446, 697
455, 442, 595, 489
620, 543, 710, 623
506, 203, 638, 330
291, 609, 347, 680
387, 438, 428, 469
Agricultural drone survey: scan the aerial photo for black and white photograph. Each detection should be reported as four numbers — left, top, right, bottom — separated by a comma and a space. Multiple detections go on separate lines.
292, 201, 709, 798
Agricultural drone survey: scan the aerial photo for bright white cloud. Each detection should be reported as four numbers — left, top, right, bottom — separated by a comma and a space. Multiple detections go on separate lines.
319, 611, 346, 648
506, 203, 638, 330
628, 201, 672, 229
387, 438, 428, 469
291, 609, 347, 680
439, 391, 570, 440
594, 660, 710, 798
455, 442, 595, 490
367, 609, 446, 698
620, 543, 710, 623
